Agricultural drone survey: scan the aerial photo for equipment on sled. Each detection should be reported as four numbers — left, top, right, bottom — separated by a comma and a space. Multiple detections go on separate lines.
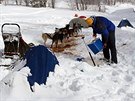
1, 23, 21, 58
1, 23, 30, 67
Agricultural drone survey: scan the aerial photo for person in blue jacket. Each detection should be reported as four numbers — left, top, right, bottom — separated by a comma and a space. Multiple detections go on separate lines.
85, 16, 117, 64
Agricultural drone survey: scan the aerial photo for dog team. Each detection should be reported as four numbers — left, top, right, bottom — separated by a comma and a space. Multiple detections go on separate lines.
42, 23, 82, 48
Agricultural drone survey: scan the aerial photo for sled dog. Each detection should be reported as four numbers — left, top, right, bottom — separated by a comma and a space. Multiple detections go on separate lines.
42, 33, 54, 45
51, 28, 68, 48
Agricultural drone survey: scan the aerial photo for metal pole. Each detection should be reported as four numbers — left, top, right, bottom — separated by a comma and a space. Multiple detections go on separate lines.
82, 37, 96, 66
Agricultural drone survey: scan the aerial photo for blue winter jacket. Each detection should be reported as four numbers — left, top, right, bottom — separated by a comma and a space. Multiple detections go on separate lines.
92, 16, 115, 42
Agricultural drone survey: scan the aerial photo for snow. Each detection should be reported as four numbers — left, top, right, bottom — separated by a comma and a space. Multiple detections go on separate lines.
105, 3, 135, 14
0, 3, 135, 101
55, 0, 70, 9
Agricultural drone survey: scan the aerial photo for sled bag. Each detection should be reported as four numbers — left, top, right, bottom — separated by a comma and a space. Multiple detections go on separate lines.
88, 38, 103, 54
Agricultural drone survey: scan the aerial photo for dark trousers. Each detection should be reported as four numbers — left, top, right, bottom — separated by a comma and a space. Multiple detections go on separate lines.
102, 31, 118, 63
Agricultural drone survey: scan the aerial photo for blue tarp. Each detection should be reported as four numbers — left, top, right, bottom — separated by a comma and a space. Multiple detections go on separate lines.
25, 45, 59, 86
117, 18, 134, 28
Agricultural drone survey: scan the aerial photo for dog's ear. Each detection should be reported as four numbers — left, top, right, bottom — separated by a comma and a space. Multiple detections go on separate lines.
55, 28, 58, 31
55, 28, 59, 32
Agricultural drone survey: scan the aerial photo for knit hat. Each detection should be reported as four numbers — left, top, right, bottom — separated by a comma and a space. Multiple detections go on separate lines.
85, 18, 93, 26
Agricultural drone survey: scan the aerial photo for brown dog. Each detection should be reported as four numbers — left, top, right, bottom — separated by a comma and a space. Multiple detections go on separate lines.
42, 33, 54, 45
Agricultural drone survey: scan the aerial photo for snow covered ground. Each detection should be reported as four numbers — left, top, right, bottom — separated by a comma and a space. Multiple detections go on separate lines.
0, 3, 135, 101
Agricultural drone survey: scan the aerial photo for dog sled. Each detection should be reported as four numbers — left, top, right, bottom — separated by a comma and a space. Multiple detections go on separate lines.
1, 23, 21, 58
0, 23, 30, 67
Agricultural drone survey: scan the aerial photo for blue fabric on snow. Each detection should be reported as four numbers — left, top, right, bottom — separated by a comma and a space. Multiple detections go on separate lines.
25, 45, 59, 86
117, 19, 134, 28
